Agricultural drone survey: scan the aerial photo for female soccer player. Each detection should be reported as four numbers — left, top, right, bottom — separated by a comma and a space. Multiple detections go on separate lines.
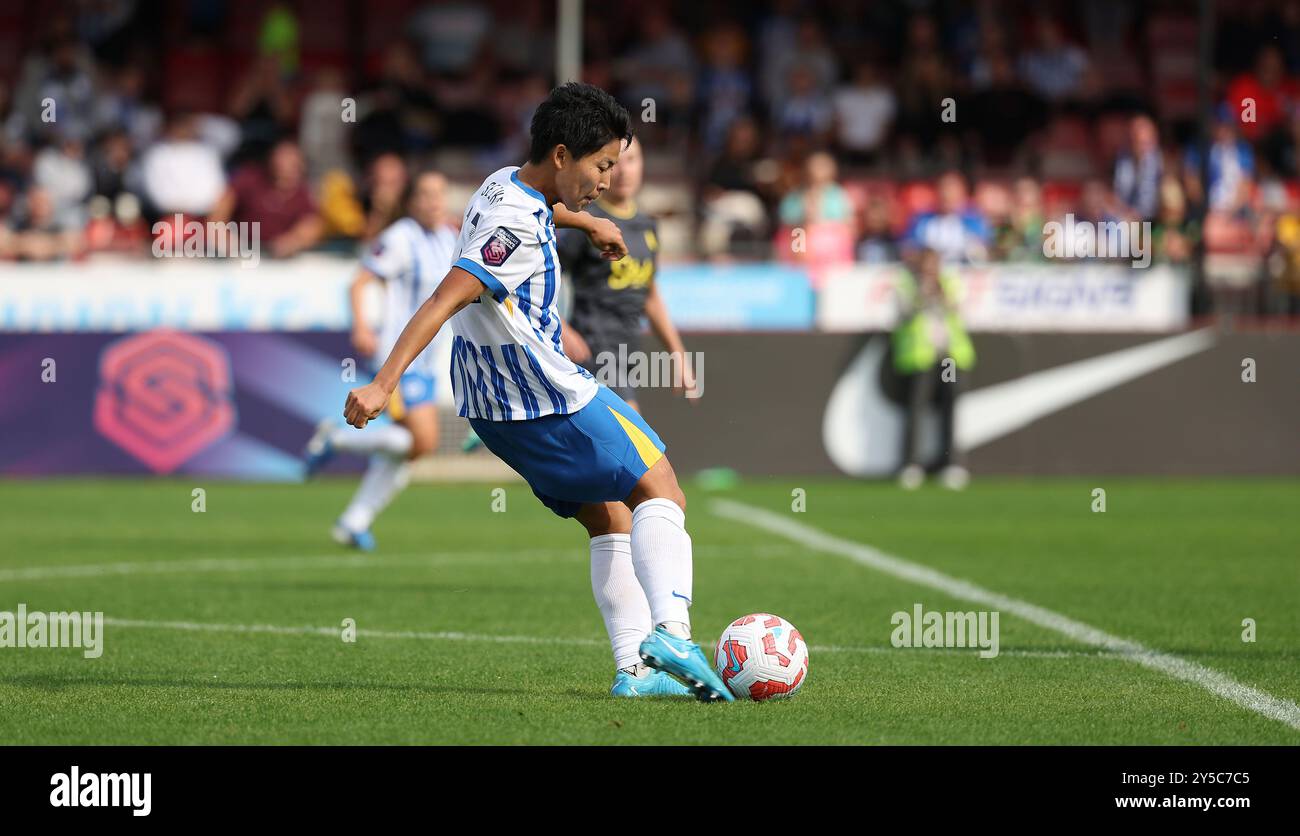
304, 170, 456, 550
342, 84, 732, 701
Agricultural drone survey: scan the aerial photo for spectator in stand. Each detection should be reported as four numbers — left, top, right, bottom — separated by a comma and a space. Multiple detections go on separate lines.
93, 64, 162, 150
774, 64, 834, 144
904, 170, 992, 263
832, 62, 896, 167
493, 2, 555, 78
1226, 45, 1299, 145
856, 196, 898, 264
996, 176, 1046, 261
1113, 114, 1163, 222
695, 24, 754, 153
1184, 114, 1255, 217
968, 51, 1046, 169
32, 136, 92, 232
698, 117, 770, 257
703, 116, 766, 199
408, 1, 490, 75
896, 48, 958, 169
1153, 176, 1198, 265
1018, 16, 1089, 104
1, 186, 85, 261
228, 54, 297, 167
778, 151, 855, 283
969, 17, 1012, 90
353, 41, 441, 160
762, 17, 839, 110
138, 113, 227, 220
615, 8, 695, 139
1268, 196, 1300, 316
90, 129, 133, 204
299, 67, 352, 181
209, 138, 323, 259
779, 151, 853, 228
1078, 178, 1132, 260
4, 27, 96, 145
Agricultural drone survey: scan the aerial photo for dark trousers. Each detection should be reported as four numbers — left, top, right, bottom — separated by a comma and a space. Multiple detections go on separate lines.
900, 365, 962, 471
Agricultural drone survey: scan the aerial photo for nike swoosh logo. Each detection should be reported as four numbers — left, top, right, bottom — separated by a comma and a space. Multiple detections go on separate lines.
956, 329, 1215, 449
672, 591, 692, 603
823, 329, 1216, 476
657, 637, 692, 659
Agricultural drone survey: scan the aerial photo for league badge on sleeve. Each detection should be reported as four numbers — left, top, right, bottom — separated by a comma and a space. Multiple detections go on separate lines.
481, 227, 521, 267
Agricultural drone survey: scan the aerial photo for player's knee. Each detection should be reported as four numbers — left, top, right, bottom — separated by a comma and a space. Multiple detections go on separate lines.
579, 502, 630, 537
409, 431, 437, 459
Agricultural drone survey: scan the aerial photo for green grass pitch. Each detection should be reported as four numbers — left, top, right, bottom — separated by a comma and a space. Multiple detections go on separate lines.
0, 477, 1296, 745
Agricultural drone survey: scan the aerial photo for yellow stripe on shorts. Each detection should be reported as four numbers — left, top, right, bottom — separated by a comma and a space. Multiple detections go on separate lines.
607, 407, 663, 469
388, 387, 406, 422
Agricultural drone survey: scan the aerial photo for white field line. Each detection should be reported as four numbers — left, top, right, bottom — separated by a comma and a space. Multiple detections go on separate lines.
99, 617, 1105, 659
711, 498, 1300, 732
0, 544, 800, 584
0, 550, 573, 582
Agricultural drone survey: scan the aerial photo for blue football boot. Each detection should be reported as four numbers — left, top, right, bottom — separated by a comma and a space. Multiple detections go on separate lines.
303, 418, 337, 478
639, 627, 734, 702
610, 667, 693, 698
331, 520, 376, 552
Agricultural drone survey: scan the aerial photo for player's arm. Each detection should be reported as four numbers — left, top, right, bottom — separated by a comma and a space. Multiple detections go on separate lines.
559, 316, 592, 363
348, 267, 381, 357
343, 267, 483, 428
644, 282, 696, 397
553, 204, 627, 261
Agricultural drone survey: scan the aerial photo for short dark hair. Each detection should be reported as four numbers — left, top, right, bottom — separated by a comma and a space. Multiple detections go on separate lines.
528, 82, 633, 165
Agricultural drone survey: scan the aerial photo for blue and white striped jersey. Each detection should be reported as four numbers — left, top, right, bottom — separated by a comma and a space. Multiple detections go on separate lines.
448, 166, 597, 421
361, 217, 457, 379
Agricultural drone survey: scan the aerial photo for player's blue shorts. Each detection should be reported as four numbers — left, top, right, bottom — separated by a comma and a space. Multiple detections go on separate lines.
469, 384, 666, 518
388, 371, 436, 421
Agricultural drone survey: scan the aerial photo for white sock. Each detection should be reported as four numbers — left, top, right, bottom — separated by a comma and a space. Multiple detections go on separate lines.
339, 454, 411, 532
590, 533, 652, 671
629, 498, 693, 637
329, 422, 413, 458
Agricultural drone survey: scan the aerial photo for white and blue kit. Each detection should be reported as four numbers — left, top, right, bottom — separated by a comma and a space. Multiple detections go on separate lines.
362, 217, 457, 414
449, 166, 666, 517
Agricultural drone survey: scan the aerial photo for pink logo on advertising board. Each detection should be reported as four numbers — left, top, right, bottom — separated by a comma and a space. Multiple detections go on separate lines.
93, 330, 236, 473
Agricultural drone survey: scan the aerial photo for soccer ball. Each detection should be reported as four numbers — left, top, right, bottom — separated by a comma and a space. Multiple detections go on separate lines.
714, 613, 809, 701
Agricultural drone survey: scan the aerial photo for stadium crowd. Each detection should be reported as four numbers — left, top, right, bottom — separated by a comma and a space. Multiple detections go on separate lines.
2, 0, 1300, 315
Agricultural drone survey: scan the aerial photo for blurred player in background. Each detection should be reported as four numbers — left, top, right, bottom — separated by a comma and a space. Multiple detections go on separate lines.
304, 170, 456, 550
342, 83, 732, 702
557, 136, 695, 409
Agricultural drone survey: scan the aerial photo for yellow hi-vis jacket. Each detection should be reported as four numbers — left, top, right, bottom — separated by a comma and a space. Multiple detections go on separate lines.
891, 268, 976, 374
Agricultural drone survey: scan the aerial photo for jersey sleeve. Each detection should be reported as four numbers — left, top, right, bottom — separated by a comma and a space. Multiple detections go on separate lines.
360, 223, 410, 281
453, 210, 543, 302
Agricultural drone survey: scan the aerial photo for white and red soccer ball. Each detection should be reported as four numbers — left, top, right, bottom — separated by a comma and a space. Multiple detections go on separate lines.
714, 613, 809, 701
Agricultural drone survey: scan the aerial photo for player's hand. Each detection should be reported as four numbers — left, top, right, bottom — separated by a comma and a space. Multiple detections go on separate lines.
673, 351, 700, 401
562, 327, 592, 364
351, 326, 378, 357
585, 217, 627, 261
344, 381, 390, 429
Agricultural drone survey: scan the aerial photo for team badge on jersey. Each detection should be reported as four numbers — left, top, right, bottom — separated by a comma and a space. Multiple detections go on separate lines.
481, 227, 521, 266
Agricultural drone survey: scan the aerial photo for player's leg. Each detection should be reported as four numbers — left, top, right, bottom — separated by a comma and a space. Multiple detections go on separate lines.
329, 374, 437, 549
304, 415, 412, 471
578, 501, 690, 698
466, 386, 723, 699
625, 456, 730, 701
